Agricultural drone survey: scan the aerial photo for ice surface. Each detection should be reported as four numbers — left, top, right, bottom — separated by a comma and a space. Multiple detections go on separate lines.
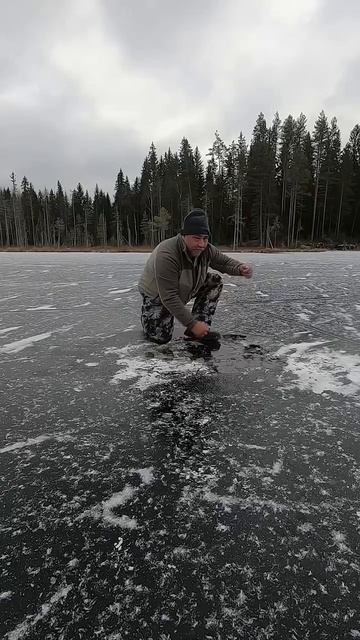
0, 332, 53, 353
0, 326, 21, 335
276, 341, 360, 397
108, 343, 211, 390
1, 250, 360, 638
108, 288, 132, 294
6, 586, 72, 640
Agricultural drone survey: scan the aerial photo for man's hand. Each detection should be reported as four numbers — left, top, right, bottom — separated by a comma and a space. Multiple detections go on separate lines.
240, 264, 253, 279
191, 321, 209, 339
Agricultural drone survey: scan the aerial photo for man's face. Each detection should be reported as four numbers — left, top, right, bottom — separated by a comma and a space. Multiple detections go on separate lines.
183, 234, 209, 257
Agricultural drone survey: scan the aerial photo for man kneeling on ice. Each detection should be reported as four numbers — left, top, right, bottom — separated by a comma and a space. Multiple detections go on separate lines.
138, 208, 253, 344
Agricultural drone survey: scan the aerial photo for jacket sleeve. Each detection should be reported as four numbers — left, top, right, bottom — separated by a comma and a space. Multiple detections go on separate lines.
154, 249, 196, 329
208, 244, 244, 275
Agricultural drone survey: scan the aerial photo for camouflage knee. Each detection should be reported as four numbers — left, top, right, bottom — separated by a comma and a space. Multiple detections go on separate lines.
191, 274, 223, 325
141, 295, 174, 344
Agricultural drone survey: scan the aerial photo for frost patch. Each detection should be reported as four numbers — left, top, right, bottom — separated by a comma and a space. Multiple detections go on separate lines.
123, 325, 136, 332
109, 288, 132, 294
0, 433, 74, 454
108, 344, 210, 390
0, 332, 53, 354
130, 467, 155, 485
26, 305, 56, 311
237, 442, 267, 450
0, 435, 52, 453
298, 522, 314, 533
332, 530, 352, 553
272, 459, 283, 475
80, 468, 155, 529
6, 585, 72, 640
103, 486, 138, 528
276, 341, 360, 397
202, 490, 289, 513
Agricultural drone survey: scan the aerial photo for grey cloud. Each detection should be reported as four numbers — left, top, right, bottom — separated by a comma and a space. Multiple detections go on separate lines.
315, 0, 360, 28
0, 0, 359, 195
0, 100, 144, 195
100, 0, 220, 67
0, 2, 72, 80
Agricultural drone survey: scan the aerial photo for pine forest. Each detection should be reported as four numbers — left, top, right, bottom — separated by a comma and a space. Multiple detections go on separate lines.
1, 111, 360, 250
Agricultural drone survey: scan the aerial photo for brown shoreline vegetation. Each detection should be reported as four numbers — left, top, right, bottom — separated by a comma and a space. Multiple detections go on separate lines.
1, 244, 358, 254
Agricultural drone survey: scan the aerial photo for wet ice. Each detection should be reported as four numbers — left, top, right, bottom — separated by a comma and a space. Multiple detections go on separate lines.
1, 251, 360, 639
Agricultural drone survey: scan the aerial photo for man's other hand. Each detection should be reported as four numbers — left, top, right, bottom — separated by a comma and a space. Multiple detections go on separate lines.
240, 264, 253, 279
191, 321, 209, 339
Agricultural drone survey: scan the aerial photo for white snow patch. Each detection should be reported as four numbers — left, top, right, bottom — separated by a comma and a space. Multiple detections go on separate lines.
130, 467, 154, 485
297, 313, 310, 322
67, 558, 79, 568
0, 591, 13, 601
0, 433, 74, 454
276, 341, 360, 397
84, 362, 99, 367
81, 468, 154, 529
102, 486, 138, 528
203, 490, 289, 513
123, 325, 136, 332
54, 282, 80, 287
0, 326, 21, 335
108, 344, 209, 390
272, 460, 283, 475
0, 435, 51, 453
332, 530, 352, 553
6, 585, 72, 640
74, 302, 91, 307
237, 442, 267, 450
255, 290, 269, 297
332, 530, 346, 543
26, 305, 56, 311
109, 288, 132, 294
114, 537, 123, 551
0, 332, 53, 354
297, 522, 314, 533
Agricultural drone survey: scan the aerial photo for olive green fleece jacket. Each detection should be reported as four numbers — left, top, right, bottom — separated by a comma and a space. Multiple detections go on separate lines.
138, 234, 245, 329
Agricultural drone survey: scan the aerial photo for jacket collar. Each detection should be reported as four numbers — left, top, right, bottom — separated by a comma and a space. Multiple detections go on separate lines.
177, 233, 194, 264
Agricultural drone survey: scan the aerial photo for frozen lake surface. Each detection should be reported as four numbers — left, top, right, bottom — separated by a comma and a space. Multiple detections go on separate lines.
1, 251, 360, 639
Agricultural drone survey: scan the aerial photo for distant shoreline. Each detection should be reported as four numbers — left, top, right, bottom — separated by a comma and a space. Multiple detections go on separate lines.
0, 245, 358, 254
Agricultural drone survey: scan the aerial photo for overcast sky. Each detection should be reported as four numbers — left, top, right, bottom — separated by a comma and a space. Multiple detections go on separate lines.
1, 0, 359, 195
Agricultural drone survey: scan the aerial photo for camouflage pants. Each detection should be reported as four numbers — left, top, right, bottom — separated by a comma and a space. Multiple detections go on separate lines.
140, 273, 223, 344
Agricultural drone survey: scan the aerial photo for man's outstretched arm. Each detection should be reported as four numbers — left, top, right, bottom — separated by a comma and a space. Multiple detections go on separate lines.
208, 245, 253, 278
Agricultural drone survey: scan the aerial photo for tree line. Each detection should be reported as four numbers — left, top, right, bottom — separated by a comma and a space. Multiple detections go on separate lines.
1, 110, 360, 250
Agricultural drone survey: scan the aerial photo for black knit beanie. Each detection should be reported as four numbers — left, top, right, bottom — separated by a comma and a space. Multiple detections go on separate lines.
182, 209, 210, 236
